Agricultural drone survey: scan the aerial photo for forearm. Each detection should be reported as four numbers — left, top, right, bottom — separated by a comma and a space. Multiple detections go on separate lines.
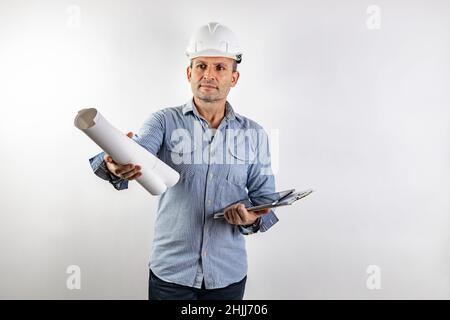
89, 152, 129, 190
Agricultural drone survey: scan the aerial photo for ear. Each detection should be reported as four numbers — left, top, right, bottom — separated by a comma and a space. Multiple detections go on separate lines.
230, 71, 240, 87
187, 66, 192, 82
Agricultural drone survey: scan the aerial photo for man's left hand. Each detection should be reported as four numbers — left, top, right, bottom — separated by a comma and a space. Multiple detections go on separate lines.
223, 203, 270, 226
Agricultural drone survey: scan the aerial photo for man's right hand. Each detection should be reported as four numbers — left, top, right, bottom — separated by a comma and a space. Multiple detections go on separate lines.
103, 131, 142, 180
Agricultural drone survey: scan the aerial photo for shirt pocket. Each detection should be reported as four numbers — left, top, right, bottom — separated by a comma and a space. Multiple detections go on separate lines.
225, 131, 258, 185
226, 145, 249, 187
217, 136, 257, 208
217, 147, 250, 208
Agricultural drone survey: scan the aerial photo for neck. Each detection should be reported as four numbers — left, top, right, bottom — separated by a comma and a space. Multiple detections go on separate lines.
193, 96, 226, 129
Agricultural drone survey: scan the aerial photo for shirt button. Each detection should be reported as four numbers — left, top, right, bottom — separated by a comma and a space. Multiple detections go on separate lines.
207, 199, 212, 205
203, 251, 207, 256
209, 173, 213, 179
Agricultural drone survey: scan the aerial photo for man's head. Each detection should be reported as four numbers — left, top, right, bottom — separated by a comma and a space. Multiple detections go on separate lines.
187, 56, 240, 103
185, 22, 242, 103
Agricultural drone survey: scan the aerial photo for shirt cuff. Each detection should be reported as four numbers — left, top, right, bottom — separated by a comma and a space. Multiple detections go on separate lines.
238, 218, 261, 235
89, 153, 128, 190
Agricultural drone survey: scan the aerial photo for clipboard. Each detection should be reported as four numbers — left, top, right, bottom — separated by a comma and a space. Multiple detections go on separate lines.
213, 188, 314, 219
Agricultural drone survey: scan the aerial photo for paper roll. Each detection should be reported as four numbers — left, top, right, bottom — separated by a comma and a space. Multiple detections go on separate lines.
74, 108, 180, 195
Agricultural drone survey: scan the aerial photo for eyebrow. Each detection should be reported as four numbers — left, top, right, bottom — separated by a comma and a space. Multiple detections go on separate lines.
194, 60, 228, 66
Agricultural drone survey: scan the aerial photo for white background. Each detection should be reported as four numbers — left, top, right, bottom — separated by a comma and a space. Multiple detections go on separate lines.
0, 0, 448, 299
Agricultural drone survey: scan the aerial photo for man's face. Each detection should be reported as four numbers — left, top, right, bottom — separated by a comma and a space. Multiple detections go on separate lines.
187, 56, 240, 103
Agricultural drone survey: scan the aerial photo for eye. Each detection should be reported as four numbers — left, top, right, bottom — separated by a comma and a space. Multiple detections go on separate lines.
216, 65, 225, 71
197, 64, 206, 69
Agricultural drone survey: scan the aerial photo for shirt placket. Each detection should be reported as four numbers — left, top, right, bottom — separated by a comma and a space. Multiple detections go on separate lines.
200, 117, 228, 289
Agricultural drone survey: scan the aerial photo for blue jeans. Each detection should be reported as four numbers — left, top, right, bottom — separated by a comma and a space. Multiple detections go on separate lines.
148, 269, 247, 300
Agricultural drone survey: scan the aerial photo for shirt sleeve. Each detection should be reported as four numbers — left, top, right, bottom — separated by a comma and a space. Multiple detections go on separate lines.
133, 110, 166, 156
239, 127, 279, 235
238, 217, 262, 235
88, 110, 166, 190
89, 151, 129, 190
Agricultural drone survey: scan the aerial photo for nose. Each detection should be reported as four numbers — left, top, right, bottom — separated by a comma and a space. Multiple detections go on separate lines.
202, 66, 215, 80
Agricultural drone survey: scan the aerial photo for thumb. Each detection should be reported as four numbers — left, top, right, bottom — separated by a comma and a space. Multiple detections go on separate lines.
126, 131, 134, 138
254, 208, 270, 215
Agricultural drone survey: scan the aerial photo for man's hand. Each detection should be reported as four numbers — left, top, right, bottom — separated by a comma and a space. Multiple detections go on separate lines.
103, 132, 142, 181
223, 203, 270, 226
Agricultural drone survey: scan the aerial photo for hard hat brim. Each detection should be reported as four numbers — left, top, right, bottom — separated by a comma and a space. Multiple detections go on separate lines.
186, 49, 242, 62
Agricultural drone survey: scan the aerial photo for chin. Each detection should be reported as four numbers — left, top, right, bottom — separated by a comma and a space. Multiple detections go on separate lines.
198, 92, 216, 99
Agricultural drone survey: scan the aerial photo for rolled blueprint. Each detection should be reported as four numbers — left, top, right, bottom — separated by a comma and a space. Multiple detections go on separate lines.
74, 108, 180, 195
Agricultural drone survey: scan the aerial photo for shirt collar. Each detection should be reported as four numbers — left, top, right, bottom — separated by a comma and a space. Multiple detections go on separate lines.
182, 97, 237, 121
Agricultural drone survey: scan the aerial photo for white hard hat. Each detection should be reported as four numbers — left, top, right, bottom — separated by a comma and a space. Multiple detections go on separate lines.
185, 22, 242, 63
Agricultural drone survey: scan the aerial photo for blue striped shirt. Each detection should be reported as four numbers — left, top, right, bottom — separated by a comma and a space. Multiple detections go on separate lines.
89, 98, 278, 289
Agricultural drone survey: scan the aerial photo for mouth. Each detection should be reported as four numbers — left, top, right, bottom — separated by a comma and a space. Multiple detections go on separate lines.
200, 84, 218, 90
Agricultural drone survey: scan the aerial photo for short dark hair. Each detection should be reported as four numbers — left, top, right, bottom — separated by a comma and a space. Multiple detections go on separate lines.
190, 59, 238, 72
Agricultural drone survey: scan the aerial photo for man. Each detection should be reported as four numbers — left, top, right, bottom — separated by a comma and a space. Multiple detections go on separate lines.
89, 22, 279, 300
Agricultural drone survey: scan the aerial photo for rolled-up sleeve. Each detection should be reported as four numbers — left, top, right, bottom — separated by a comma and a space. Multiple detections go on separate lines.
89, 152, 129, 190
238, 218, 262, 235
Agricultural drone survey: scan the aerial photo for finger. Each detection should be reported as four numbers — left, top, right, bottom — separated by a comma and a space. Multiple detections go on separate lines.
225, 204, 241, 224
251, 211, 270, 218
104, 154, 115, 163
126, 131, 134, 138
235, 208, 246, 225
235, 213, 244, 225
252, 208, 270, 215
227, 206, 238, 224
227, 210, 238, 225
224, 211, 232, 224
116, 164, 136, 176
122, 167, 141, 179
127, 171, 142, 181
235, 204, 247, 223
229, 211, 238, 225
